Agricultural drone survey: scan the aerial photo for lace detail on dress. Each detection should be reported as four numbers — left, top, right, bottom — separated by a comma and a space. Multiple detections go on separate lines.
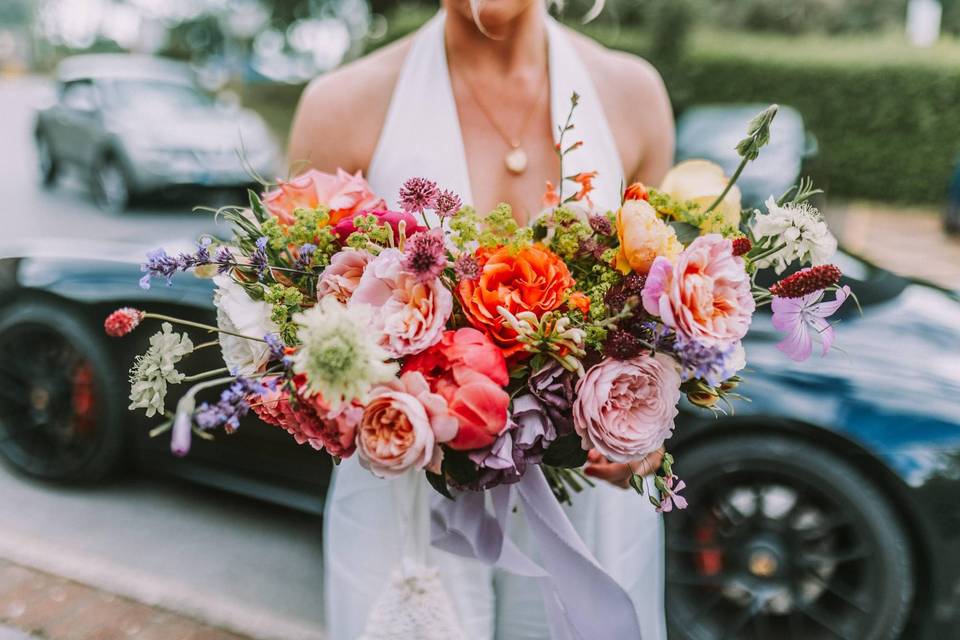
358, 563, 468, 640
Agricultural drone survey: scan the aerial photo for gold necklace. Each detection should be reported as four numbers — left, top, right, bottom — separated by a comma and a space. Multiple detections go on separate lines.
454, 58, 549, 176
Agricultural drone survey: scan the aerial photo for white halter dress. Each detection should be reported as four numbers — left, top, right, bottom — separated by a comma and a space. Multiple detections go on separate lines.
323, 12, 666, 640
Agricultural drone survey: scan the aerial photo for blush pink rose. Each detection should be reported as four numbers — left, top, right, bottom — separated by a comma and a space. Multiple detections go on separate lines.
641, 234, 755, 345
357, 371, 458, 478
263, 168, 385, 226
333, 209, 426, 245
316, 249, 372, 303
349, 248, 452, 358
402, 328, 510, 451
573, 354, 681, 463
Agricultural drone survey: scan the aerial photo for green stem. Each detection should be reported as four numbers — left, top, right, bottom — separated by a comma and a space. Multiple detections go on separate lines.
144, 313, 268, 343
182, 367, 230, 383
703, 155, 748, 216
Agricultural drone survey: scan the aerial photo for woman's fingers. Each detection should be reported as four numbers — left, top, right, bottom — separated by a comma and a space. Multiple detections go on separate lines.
584, 460, 631, 488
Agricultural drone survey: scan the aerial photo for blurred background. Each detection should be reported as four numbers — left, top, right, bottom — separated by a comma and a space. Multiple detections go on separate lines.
0, 1, 959, 640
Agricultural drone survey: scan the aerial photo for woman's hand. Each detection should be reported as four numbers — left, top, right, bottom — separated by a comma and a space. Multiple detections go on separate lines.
583, 447, 665, 489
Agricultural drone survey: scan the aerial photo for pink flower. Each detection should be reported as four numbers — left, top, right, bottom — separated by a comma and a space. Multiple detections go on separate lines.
333, 209, 426, 245
402, 229, 448, 283
316, 249, 371, 303
657, 475, 688, 512
642, 234, 755, 345
349, 248, 452, 358
572, 354, 681, 463
403, 328, 511, 451
771, 285, 851, 362
263, 168, 385, 226
398, 177, 439, 213
357, 371, 458, 478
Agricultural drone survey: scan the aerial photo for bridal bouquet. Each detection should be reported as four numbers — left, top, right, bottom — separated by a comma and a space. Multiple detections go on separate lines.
106, 101, 851, 512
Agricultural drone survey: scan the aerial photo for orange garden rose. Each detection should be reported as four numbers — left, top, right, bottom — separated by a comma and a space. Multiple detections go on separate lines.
615, 199, 682, 275
457, 244, 575, 360
623, 182, 649, 202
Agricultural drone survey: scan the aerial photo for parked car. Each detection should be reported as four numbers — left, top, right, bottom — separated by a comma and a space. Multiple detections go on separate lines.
34, 54, 280, 212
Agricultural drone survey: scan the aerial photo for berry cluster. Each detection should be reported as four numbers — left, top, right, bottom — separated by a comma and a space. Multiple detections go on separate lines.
770, 264, 842, 298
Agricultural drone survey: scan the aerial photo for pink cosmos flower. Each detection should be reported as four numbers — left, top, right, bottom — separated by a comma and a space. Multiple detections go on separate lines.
642, 234, 755, 345
349, 248, 452, 358
263, 168, 385, 226
572, 353, 681, 464
333, 209, 425, 245
356, 371, 458, 478
771, 285, 851, 362
657, 475, 688, 513
316, 249, 371, 303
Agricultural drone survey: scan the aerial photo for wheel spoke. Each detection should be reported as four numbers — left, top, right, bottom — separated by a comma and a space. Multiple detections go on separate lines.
797, 514, 851, 541
804, 570, 869, 614
798, 602, 856, 640
720, 596, 762, 640
799, 543, 871, 567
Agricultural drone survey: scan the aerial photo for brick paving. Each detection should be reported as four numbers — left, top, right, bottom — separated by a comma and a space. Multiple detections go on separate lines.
0, 559, 252, 640
825, 201, 960, 289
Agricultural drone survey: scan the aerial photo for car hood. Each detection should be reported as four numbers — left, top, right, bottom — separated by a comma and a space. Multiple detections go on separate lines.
110, 107, 275, 153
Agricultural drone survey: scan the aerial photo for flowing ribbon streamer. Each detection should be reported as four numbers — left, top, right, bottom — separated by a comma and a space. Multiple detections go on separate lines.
431, 466, 643, 640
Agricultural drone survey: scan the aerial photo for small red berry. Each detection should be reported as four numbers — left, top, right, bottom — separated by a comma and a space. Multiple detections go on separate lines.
104, 308, 144, 337
770, 265, 842, 299
731, 237, 752, 257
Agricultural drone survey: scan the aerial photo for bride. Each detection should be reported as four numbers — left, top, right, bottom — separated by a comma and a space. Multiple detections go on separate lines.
288, 1, 674, 638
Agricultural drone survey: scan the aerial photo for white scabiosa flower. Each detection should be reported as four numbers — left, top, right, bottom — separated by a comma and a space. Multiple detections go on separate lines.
291, 297, 398, 408
213, 275, 279, 375
128, 322, 194, 417
751, 197, 837, 273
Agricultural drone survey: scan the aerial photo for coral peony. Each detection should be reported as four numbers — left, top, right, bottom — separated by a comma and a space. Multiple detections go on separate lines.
403, 328, 510, 451
349, 248, 452, 358
456, 244, 575, 360
642, 234, 755, 345
316, 249, 372, 303
614, 198, 682, 275
573, 354, 681, 463
263, 168, 385, 226
356, 372, 458, 478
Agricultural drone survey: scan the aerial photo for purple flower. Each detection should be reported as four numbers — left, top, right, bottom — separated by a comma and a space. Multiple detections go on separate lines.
194, 376, 270, 434
673, 336, 742, 386
294, 243, 317, 271
398, 177, 439, 213
264, 333, 292, 369
250, 236, 269, 279
401, 229, 447, 282
179, 237, 213, 269
215, 246, 234, 274
771, 285, 851, 361
511, 393, 558, 462
527, 361, 575, 436
657, 474, 688, 513
453, 254, 480, 281
140, 248, 183, 289
588, 214, 613, 236
434, 189, 462, 218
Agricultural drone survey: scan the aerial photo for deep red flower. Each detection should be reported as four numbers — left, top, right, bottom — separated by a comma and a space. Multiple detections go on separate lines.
770, 264, 843, 299
104, 308, 144, 337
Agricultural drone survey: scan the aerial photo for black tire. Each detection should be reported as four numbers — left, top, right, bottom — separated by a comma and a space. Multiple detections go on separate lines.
666, 433, 913, 640
35, 130, 58, 187
0, 298, 127, 482
90, 154, 130, 213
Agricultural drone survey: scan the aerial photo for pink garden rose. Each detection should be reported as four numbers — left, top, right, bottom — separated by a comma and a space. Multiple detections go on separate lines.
316, 249, 371, 303
333, 209, 426, 245
573, 353, 681, 463
356, 371, 458, 478
349, 248, 452, 358
641, 234, 755, 345
263, 168, 385, 226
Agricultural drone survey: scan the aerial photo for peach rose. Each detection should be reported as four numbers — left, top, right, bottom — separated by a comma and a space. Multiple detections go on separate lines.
263, 168, 385, 226
316, 249, 371, 303
660, 160, 742, 233
356, 371, 458, 478
456, 244, 575, 360
642, 234, 755, 345
349, 248, 452, 358
614, 198, 682, 275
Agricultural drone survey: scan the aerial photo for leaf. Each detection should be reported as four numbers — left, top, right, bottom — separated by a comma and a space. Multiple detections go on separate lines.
248, 189, 269, 223
669, 221, 701, 245
629, 473, 645, 495
426, 470, 454, 500
542, 433, 589, 468
442, 449, 479, 486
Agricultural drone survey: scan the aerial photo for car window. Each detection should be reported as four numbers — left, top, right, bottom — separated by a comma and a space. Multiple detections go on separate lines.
61, 80, 98, 112
100, 80, 212, 113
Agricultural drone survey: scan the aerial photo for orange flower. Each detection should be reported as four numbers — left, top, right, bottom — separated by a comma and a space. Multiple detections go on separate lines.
456, 244, 575, 360
571, 171, 598, 206
541, 181, 560, 208
623, 181, 649, 202
567, 292, 591, 316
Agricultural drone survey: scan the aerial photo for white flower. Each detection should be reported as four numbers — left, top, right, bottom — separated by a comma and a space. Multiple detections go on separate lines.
213, 275, 279, 375
291, 297, 398, 408
751, 197, 837, 274
128, 322, 194, 417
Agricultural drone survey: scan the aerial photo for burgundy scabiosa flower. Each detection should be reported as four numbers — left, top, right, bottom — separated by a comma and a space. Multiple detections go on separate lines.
770, 264, 842, 299
401, 229, 448, 282
602, 328, 646, 360
588, 214, 613, 236
731, 236, 752, 257
433, 189, 462, 218
453, 253, 481, 281
604, 273, 647, 314
398, 177, 439, 213
104, 307, 144, 337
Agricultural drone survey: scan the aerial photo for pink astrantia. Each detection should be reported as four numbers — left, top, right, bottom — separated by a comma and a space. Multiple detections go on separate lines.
771, 285, 851, 362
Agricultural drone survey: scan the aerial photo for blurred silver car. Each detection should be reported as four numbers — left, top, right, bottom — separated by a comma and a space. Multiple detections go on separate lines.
34, 54, 280, 212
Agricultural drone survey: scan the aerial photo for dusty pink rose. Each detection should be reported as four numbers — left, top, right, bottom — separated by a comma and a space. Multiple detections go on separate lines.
263, 168, 385, 226
357, 371, 458, 478
349, 248, 452, 358
316, 249, 371, 303
641, 234, 755, 345
573, 353, 681, 463
333, 209, 426, 245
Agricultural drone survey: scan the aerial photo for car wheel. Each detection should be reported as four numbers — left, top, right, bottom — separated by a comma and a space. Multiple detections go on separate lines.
666, 433, 914, 640
91, 155, 130, 213
0, 298, 126, 482
36, 131, 58, 187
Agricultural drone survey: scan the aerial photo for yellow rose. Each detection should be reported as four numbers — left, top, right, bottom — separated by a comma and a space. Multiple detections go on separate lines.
660, 160, 742, 233
614, 199, 682, 275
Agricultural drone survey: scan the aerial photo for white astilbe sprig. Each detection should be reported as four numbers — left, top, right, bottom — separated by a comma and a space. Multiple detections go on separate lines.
498, 307, 586, 375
